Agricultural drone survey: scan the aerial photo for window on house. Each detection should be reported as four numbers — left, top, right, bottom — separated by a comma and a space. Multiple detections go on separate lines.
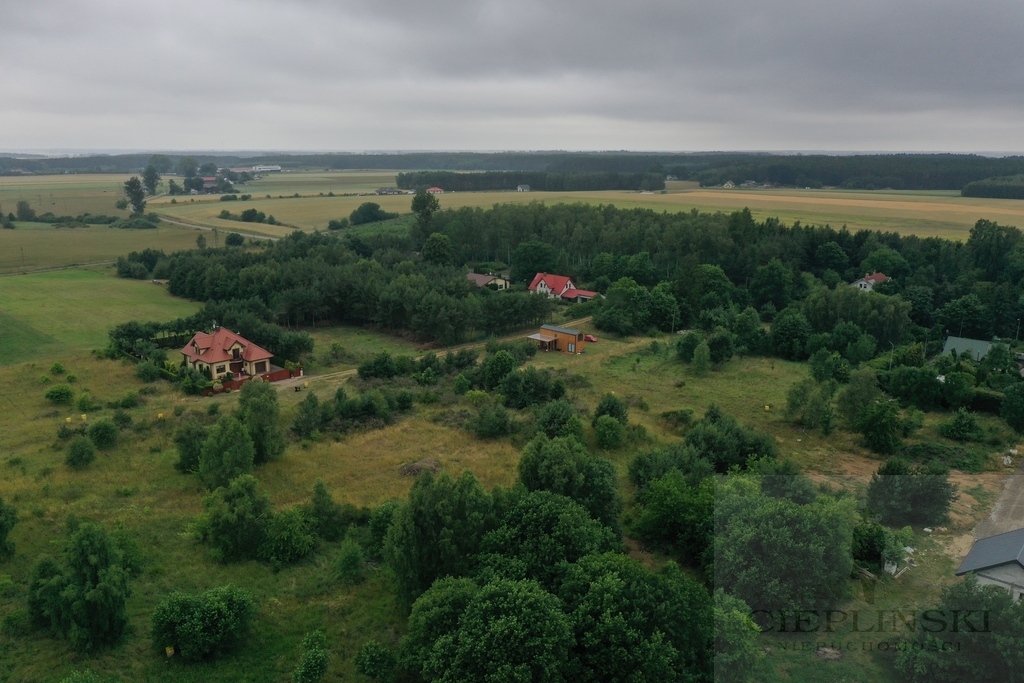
216, 365, 226, 374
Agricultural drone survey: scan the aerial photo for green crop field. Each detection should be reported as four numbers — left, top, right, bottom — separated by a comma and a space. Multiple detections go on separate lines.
0, 269, 200, 365
0, 174, 133, 218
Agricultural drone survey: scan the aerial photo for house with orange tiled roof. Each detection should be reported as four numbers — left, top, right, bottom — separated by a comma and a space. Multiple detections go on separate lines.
180, 327, 274, 381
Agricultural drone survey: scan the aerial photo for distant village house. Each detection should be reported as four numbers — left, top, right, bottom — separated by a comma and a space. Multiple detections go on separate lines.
516, 184, 531, 192
426, 187, 444, 194
942, 335, 993, 361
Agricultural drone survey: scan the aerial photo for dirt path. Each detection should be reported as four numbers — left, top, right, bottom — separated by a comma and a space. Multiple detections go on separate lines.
971, 461, 1024, 540
273, 316, 595, 392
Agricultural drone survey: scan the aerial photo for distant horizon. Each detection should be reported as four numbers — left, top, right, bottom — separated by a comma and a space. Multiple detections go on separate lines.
3, 149, 1024, 159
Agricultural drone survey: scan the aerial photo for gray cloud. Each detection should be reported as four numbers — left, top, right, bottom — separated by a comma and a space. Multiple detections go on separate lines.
3, 0, 1023, 151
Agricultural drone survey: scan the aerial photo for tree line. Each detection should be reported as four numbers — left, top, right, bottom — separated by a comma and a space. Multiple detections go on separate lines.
395, 170, 666, 192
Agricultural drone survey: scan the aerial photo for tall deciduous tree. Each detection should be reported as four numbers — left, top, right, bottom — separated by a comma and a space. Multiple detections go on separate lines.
142, 164, 161, 195
237, 380, 285, 465
198, 415, 255, 490
122, 176, 147, 214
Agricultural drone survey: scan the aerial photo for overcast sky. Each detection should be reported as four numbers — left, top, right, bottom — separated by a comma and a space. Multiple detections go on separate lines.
4, 0, 1024, 153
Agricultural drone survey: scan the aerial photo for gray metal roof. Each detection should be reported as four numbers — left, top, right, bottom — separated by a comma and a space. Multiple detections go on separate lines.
541, 324, 581, 336
956, 527, 1024, 575
943, 336, 993, 361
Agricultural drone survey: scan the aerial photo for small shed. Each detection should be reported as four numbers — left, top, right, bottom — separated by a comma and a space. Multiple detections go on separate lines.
956, 527, 1024, 599
517, 184, 531, 192
943, 336, 993, 361
527, 324, 585, 354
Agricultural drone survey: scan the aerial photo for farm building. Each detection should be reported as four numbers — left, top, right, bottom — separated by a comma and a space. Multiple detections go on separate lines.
527, 324, 586, 354
517, 184, 531, 192
942, 336, 993, 361
466, 272, 510, 290
851, 272, 889, 292
426, 187, 444, 194
528, 273, 597, 302
956, 528, 1024, 599
181, 327, 275, 381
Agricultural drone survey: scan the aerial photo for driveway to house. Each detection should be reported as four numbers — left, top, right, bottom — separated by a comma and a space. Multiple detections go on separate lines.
973, 460, 1024, 539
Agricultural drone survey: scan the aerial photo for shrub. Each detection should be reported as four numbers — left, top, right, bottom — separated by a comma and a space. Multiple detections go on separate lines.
65, 437, 96, 469
151, 585, 255, 661
470, 404, 512, 439
676, 331, 702, 362
293, 630, 329, 683
939, 408, 984, 442
336, 536, 366, 585
118, 391, 141, 409
112, 409, 133, 429
536, 399, 584, 441
50, 362, 66, 375
259, 508, 316, 568
453, 373, 471, 395
45, 384, 74, 405
87, 419, 119, 449
173, 416, 206, 474
77, 393, 101, 412
592, 393, 628, 427
135, 361, 163, 382
355, 640, 396, 680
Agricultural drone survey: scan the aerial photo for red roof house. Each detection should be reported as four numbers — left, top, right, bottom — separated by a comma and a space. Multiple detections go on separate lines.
181, 328, 274, 381
851, 272, 889, 292
426, 187, 444, 194
528, 273, 597, 302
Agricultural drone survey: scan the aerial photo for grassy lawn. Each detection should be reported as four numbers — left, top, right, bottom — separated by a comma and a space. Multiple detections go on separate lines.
0, 269, 200, 365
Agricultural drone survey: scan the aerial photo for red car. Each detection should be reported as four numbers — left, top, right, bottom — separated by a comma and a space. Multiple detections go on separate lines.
584, 334, 598, 342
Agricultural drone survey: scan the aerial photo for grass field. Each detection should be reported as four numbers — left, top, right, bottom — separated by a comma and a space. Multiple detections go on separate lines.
0, 174, 133, 218
0, 222, 203, 274
0, 269, 200, 365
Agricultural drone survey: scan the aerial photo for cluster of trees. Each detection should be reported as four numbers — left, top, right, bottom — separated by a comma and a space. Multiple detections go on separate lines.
395, 170, 666, 192
115, 230, 554, 345
291, 385, 414, 438
358, 463, 731, 683
218, 207, 277, 224
348, 201, 398, 225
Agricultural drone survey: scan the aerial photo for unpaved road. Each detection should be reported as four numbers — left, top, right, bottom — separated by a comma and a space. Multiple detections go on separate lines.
972, 461, 1024, 539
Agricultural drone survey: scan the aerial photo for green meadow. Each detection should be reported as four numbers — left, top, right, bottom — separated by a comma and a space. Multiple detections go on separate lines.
0, 269, 200, 365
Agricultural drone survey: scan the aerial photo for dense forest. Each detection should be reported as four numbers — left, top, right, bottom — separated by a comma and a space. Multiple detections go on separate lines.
961, 174, 1024, 199
5, 151, 1024, 192
395, 170, 665, 192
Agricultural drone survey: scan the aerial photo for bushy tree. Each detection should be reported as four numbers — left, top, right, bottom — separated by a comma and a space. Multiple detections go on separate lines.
691, 340, 711, 375
686, 405, 777, 472
592, 393, 628, 426
87, 418, 119, 450
173, 415, 207, 473
335, 535, 366, 585
866, 458, 956, 527
593, 414, 625, 449
423, 232, 453, 265
305, 478, 365, 542
715, 478, 855, 611
557, 553, 714, 683
483, 350, 518, 389
260, 507, 316, 567
836, 366, 881, 427
1002, 383, 1024, 433
770, 307, 811, 360
151, 585, 255, 662
422, 579, 573, 683
28, 521, 134, 650
293, 392, 325, 438
198, 416, 255, 490
518, 434, 622, 531
714, 589, 764, 683
357, 639, 398, 680
45, 383, 74, 405
66, 436, 96, 468
196, 474, 272, 562
0, 496, 17, 559
383, 471, 496, 605
237, 380, 285, 465
142, 164, 161, 195
535, 399, 585, 440
856, 398, 903, 454
122, 176, 147, 214
480, 490, 619, 588
470, 403, 512, 439
676, 331, 702, 362
633, 471, 714, 570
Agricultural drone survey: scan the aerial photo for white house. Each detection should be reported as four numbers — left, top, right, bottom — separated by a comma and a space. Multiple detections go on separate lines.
851, 272, 889, 292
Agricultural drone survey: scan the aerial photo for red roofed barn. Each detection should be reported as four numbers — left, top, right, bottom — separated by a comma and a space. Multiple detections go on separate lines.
528, 273, 597, 302
181, 328, 274, 381
851, 272, 889, 292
